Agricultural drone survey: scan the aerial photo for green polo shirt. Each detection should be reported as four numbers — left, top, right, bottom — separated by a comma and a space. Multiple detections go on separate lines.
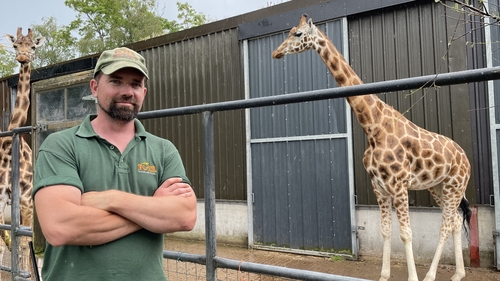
33, 115, 190, 281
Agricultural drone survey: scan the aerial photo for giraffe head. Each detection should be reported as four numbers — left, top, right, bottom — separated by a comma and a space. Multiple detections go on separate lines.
272, 14, 318, 59
5, 28, 45, 64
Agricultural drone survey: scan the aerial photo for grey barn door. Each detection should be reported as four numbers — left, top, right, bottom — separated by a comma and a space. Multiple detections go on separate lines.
246, 19, 356, 256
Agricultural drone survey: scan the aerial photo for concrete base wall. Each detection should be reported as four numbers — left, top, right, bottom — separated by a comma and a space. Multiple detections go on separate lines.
168, 201, 496, 268
356, 205, 495, 267
166, 201, 249, 245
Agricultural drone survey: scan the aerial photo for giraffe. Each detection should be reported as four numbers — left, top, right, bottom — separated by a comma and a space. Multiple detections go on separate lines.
272, 14, 471, 281
2, 27, 45, 277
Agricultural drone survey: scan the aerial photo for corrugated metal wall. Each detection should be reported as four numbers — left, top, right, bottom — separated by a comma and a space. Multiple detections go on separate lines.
0, 0, 492, 206
348, 2, 477, 205
486, 0, 500, 269
0, 80, 11, 131
139, 29, 246, 200
248, 20, 354, 254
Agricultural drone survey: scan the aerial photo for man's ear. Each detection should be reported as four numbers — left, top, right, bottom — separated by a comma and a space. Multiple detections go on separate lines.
90, 79, 99, 97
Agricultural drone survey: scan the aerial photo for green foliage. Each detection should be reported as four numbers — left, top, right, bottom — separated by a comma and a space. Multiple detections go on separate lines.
63, 0, 209, 56
0, 44, 17, 78
330, 255, 344, 262
0, 0, 210, 71
175, 2, 209, 31
31, 17, 77, 68
64, 0, 165, 55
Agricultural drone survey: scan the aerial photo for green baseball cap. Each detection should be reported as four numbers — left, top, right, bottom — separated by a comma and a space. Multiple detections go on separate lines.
94, 47, 149, 79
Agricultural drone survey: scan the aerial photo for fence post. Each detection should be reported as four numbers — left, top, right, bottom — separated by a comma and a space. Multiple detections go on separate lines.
202, 111, 217, 281
11, 133, 21, 279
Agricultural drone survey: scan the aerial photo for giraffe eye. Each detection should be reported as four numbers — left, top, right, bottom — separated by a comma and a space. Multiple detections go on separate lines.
294, 32, 302, 37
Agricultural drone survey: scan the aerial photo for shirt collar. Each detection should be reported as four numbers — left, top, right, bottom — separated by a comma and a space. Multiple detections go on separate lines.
76, 115, 147, 139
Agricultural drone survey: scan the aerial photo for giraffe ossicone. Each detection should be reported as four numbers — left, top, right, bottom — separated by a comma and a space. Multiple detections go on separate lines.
272, 14, 471, 281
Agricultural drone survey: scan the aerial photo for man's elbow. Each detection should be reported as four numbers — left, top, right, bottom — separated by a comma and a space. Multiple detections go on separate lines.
182, 210, 197, 231
42, 228, 71, 247
179, 202, 197, 231
177, 199, 197, 231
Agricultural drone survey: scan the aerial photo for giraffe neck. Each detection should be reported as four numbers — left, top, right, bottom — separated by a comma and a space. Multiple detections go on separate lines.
312, 30, 401, 132
8, 63, 31, 131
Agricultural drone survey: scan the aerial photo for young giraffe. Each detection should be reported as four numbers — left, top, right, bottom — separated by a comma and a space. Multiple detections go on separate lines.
272, 14, 471, 281
3, 27, 45, 276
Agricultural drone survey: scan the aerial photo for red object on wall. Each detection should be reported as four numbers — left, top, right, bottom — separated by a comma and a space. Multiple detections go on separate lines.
469, 206, 480, 267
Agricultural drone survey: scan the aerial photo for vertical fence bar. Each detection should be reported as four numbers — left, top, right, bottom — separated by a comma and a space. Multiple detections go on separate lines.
202, 111, 217, 281
11, 133, 21, 279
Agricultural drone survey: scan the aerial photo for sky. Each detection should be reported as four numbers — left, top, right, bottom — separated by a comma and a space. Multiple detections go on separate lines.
1, 0, 276, 46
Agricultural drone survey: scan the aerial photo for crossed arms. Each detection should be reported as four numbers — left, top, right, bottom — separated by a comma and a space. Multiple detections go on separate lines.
34, 177, 197, 247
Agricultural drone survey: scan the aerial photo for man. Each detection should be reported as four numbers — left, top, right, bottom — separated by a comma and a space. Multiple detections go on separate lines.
33, 47, 197, 280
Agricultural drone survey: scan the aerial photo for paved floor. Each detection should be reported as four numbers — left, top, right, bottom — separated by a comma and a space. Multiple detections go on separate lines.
164, 238, 500, 281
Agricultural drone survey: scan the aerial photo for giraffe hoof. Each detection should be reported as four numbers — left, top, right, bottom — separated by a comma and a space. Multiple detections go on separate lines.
451, 273, 465, 281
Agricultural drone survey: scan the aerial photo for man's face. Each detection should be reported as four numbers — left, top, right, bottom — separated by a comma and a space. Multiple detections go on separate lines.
91, 68, 147, 122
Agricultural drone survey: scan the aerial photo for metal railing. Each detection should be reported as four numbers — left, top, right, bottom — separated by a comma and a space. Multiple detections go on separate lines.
0, 126, 36, 281
2, 66, 500, 280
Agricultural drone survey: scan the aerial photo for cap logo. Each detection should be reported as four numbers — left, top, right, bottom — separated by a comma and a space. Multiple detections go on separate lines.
113, 48, 139, 61
94, 47, 149, 79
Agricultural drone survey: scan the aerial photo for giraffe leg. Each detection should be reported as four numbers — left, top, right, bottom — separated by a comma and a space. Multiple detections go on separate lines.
0, 237, 4, 281
392, 189, 418, 281
19, 203, 34, 278
450, 212, 466, 281
423, 200, 463, 281
0, 201, 7, 281
373, 189, 393, 281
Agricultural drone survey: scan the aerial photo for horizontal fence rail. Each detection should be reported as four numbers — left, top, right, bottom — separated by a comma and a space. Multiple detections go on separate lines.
138, 66, 500, 119
163, 250, 373, 281
3, 66, 499, 280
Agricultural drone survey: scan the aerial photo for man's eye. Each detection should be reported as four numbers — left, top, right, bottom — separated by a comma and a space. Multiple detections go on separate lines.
294, 32, 302, 37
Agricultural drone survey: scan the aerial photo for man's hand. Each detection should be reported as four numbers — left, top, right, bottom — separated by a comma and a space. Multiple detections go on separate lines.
154, 177, 193, 197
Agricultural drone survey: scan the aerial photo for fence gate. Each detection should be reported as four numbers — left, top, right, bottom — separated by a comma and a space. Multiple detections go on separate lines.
245, 18, 357, 257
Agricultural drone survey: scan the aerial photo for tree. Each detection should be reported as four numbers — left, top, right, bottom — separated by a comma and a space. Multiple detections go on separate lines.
435, 0, 500, 23
64, 0, 209, 56
64, 0, 164, 55
0, 44, 17, 78
31, 17, 77, 68
175, 2, 209, 31
0, 0, 210, 71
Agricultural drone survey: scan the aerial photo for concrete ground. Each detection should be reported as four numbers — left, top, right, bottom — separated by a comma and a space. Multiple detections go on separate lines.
164, 238, 500, 281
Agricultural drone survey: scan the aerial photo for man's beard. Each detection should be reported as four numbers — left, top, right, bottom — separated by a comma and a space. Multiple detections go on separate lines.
98, 97, 139, 122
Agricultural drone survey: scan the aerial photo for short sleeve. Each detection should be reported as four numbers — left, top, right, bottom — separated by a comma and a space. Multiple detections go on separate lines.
161, 141, 191, 186
32, 138, 84, 198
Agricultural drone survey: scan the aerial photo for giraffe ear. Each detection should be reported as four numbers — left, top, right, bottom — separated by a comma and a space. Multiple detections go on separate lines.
34, 36, 46, 48
5, 34, 15, 44
307, 18, 314, 27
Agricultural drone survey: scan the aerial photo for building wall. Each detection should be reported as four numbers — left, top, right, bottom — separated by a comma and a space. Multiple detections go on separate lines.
0, 0, 491, 204
138, 29, 247, 200
348, 2, 478, 205
169, 204, 496, 267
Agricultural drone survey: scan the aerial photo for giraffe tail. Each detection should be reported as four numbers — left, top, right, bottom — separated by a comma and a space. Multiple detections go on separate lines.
459, 197, 472, 239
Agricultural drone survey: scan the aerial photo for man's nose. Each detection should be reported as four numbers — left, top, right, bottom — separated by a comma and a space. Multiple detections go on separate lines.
121, 84, 135, 95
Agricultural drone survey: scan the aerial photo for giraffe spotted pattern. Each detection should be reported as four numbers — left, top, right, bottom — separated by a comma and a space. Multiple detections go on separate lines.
272, 14, 471, 281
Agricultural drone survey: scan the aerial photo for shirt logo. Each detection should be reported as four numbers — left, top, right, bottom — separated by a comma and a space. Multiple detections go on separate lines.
137, 162, 157, 175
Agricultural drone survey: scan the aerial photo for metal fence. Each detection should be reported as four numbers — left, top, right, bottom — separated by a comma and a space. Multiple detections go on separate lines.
2, 66, 500, 280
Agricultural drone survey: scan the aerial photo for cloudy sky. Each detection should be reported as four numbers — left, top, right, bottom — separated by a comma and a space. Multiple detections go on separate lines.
1, 0, 277, 44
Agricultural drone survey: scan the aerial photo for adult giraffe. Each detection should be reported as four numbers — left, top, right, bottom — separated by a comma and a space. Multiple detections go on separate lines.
272, 14, 471, 281
3, 27, 45, 276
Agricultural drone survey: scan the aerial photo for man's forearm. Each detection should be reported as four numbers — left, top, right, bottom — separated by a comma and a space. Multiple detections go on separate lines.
83, 189, 197, 233
35, 186, 142, 247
